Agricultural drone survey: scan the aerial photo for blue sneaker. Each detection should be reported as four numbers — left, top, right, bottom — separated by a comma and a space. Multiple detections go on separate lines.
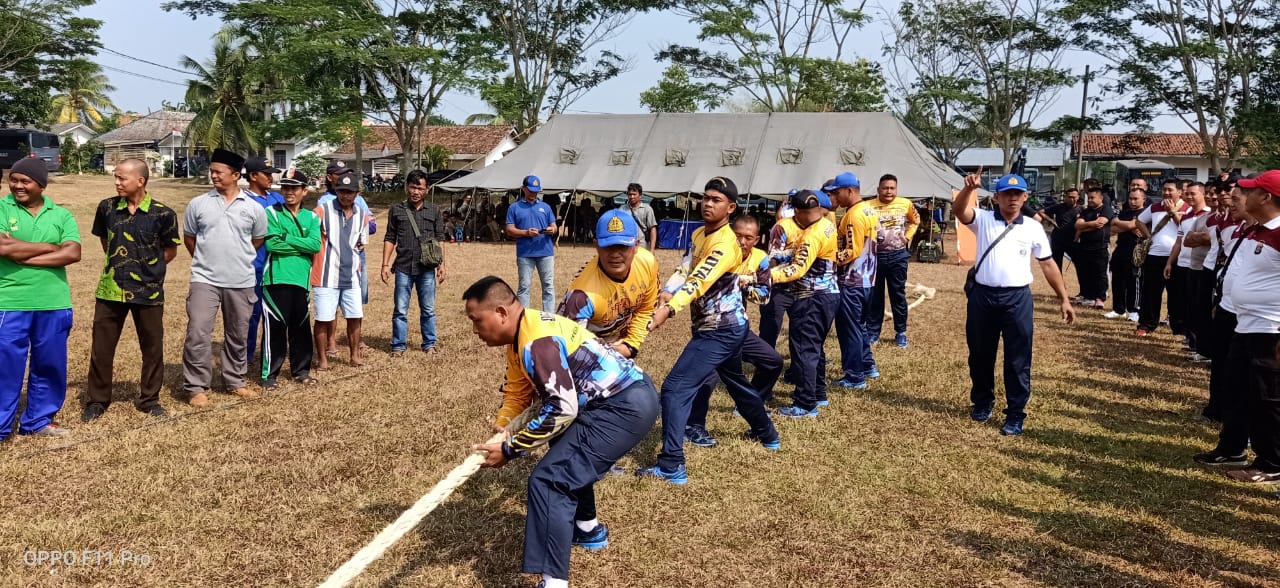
816, 399, 830, 407
777, 405, 819, 418
895, 333, 909, 348
833, 377, 868, 390
573, 523, 609, 551
864, 366, 881, 379
743, 429, 781, 451
970, 404, 993, 422
684, 425, 718, 448
1000, 418, 1024, 436
636, 464, 689, 485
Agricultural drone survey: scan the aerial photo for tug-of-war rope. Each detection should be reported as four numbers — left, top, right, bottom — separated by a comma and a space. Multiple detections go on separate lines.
319, 406, 536, 588
890, 282, 938, 318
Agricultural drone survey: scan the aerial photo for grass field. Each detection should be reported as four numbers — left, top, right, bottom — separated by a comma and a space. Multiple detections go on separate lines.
1, 174, 1277, 587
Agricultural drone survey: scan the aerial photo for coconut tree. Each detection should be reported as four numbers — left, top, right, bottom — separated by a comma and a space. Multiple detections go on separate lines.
49, 59, 118, 129
180, 26, 263, 154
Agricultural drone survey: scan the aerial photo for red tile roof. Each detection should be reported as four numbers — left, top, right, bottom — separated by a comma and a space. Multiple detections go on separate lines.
334, 125, 514, 156
1072, 133, 1236, 157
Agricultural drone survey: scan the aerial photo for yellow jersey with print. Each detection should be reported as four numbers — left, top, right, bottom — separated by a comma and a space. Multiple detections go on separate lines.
666, 222, 746, 331
762, 217, 839, 298
836, 202, 879, 288
865, 197, 920, 252
557, 246, 659, 351
767, 217, 802, 266
495, 309, 646, 455
733, 247, 770, 305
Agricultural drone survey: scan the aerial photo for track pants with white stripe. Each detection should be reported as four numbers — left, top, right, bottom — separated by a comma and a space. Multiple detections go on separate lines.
261, 284, 313, 382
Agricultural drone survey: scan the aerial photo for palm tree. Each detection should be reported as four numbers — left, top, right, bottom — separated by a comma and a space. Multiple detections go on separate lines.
50, 59, 118, 129
180, 26, 263, 154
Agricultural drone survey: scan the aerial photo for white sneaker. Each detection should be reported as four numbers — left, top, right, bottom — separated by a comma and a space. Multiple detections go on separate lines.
1103, 311, 1122, 319
1191, 353, 1212, 363
1127, 312, 1139, 322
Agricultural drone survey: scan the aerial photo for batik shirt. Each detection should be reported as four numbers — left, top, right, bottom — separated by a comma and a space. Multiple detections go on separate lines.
495, 310, 647, 456
558, 246, 659, 352
836, 201, 879, 289
865, 197, 920, 252
664, 222, 746, 331
759, 217, 839, 298
92, 194, 181, 305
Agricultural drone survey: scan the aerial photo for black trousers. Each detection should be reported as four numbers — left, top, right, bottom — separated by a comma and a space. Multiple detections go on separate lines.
86, 300, 164, 410
1167, 265, 1189, 335
1188, 269, 1214, 354
1204, 308, 1237, 421
1073, 244, 1110, 301
967, 284, 1034, 420
1109, 247, 1138, 314
261, 284, 313, 382
1216, 332, 1280, 472
1138, 255, 1170, 332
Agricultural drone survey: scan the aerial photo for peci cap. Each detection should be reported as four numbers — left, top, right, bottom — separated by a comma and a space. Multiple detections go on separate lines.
279, 169, 309, 187
1237, 169, 1280, 197
595, 209, 640, 248
210, 148, 246, 173
522, 175, 542, 193
994, 174, 1029, 193
822, 172, 860, 192
244, 156, 281, 176
334, 172, 361, 192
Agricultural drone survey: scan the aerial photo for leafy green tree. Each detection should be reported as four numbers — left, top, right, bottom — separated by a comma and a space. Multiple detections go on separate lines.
291, 152, 326, 180
0, 0, 101, 127
180, 26, 263, 153
50, 58, 117, 129
794, 58, 887, 113
639, 64, 721, 113
60, 137, 103, 174
418, 144, 453, 172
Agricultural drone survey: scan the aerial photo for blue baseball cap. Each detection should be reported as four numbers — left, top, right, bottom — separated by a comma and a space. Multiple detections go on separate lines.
596, 209, 639, 247
994, 174, 1029, 193
522, 175, 542, 193
822, 172, 860, 192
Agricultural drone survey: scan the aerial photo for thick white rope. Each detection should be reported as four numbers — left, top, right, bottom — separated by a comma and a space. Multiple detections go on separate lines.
886, 282, 937, 318
318, 408, 534, 588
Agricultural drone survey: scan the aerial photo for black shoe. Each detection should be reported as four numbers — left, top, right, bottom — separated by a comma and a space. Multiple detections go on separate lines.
140, 405, 168, 418
263, 379, 279, 391
81, 404, 106, 423
1192, 450, 1248, 466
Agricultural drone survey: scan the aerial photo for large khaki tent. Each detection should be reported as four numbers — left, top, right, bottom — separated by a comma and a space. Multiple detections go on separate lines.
439, 112, 966, 201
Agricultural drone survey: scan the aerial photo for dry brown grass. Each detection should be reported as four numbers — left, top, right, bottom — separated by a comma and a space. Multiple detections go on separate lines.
0, 174, 1277, 587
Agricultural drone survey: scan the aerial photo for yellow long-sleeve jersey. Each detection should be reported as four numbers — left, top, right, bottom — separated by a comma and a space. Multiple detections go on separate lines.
557, 246, 659, 353
836, 202, 880, 288
763, 216, 839, 298
864, 197, 920, 252
664, 222, 746, 331
495, 310, 647, 457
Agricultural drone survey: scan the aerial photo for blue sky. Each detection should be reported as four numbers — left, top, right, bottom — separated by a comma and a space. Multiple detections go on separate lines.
82, 0, 1174, 133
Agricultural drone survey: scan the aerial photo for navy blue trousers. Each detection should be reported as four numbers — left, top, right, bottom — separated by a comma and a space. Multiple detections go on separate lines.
789, 293, 839, 410
757, 289, 793, 349
659, 323, 778, 470
867, 249, 909, 340
688, 328, 783, 427
0, 309, 73, 439
835, 284, 873, 382
523, 378, 658, 580
966, 284, 1034, 420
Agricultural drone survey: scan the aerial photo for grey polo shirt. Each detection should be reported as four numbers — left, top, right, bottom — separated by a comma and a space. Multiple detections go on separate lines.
624, 202, 658, 247
184, 189, 269, 288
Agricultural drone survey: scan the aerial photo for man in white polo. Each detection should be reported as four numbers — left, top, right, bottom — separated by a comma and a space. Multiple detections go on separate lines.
953, 170, 1074, 436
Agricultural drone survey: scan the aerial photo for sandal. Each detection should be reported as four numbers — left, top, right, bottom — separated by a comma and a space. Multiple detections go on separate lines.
294, 376, 320, 385
326, 349, 339, 358
1226, 468, 1280, 483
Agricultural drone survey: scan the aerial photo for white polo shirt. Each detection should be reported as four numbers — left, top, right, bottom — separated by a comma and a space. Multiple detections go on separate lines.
1227, 216, 1280, 334
1137, 200, 1190, 257
1218, 221, 1247, 314
966, 209, 1051, 288
1176, 207, 1212, 269
1203, 212, 1233, 271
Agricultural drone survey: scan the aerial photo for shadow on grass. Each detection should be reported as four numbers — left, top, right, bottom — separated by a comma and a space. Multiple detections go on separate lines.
946, 529, 1155, 587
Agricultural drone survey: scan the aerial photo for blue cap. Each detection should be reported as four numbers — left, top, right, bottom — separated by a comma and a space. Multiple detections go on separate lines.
994, 174, 1029, 193
522, 175, 542, 193
822, 172, 860, 192
596, 209, 639, 247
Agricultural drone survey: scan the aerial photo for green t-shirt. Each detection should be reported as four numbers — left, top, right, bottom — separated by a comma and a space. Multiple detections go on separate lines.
0, 194, 82, 310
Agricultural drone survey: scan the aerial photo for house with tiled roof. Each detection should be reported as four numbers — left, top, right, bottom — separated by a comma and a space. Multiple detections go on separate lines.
95, 110, 320, 176
327, 124, 517, 177
1071, 132, 1256, 183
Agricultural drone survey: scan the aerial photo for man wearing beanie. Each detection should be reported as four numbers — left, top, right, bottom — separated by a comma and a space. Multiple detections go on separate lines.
181, 148, 269, 408
0, 157, 83, 439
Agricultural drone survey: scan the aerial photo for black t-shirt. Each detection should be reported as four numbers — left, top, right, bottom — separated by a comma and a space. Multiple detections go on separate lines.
1076, 204, 1114, 247
1043, 203, 1081, 242
1114, 208, 1142, 249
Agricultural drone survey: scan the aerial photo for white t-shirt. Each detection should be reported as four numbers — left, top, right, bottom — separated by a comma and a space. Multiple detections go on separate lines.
1137, 200, 1190, 257
966, 209, 1051, 288
1228, 216, 1280, 334
1176, 207, 1212, 269
1217, 222, 1245, 313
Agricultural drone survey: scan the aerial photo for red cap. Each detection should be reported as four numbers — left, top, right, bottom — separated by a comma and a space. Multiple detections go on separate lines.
1237, 169, 1280, 196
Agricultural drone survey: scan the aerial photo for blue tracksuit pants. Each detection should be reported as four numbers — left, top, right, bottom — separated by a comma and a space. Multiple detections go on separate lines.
0, 309, 73, 438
